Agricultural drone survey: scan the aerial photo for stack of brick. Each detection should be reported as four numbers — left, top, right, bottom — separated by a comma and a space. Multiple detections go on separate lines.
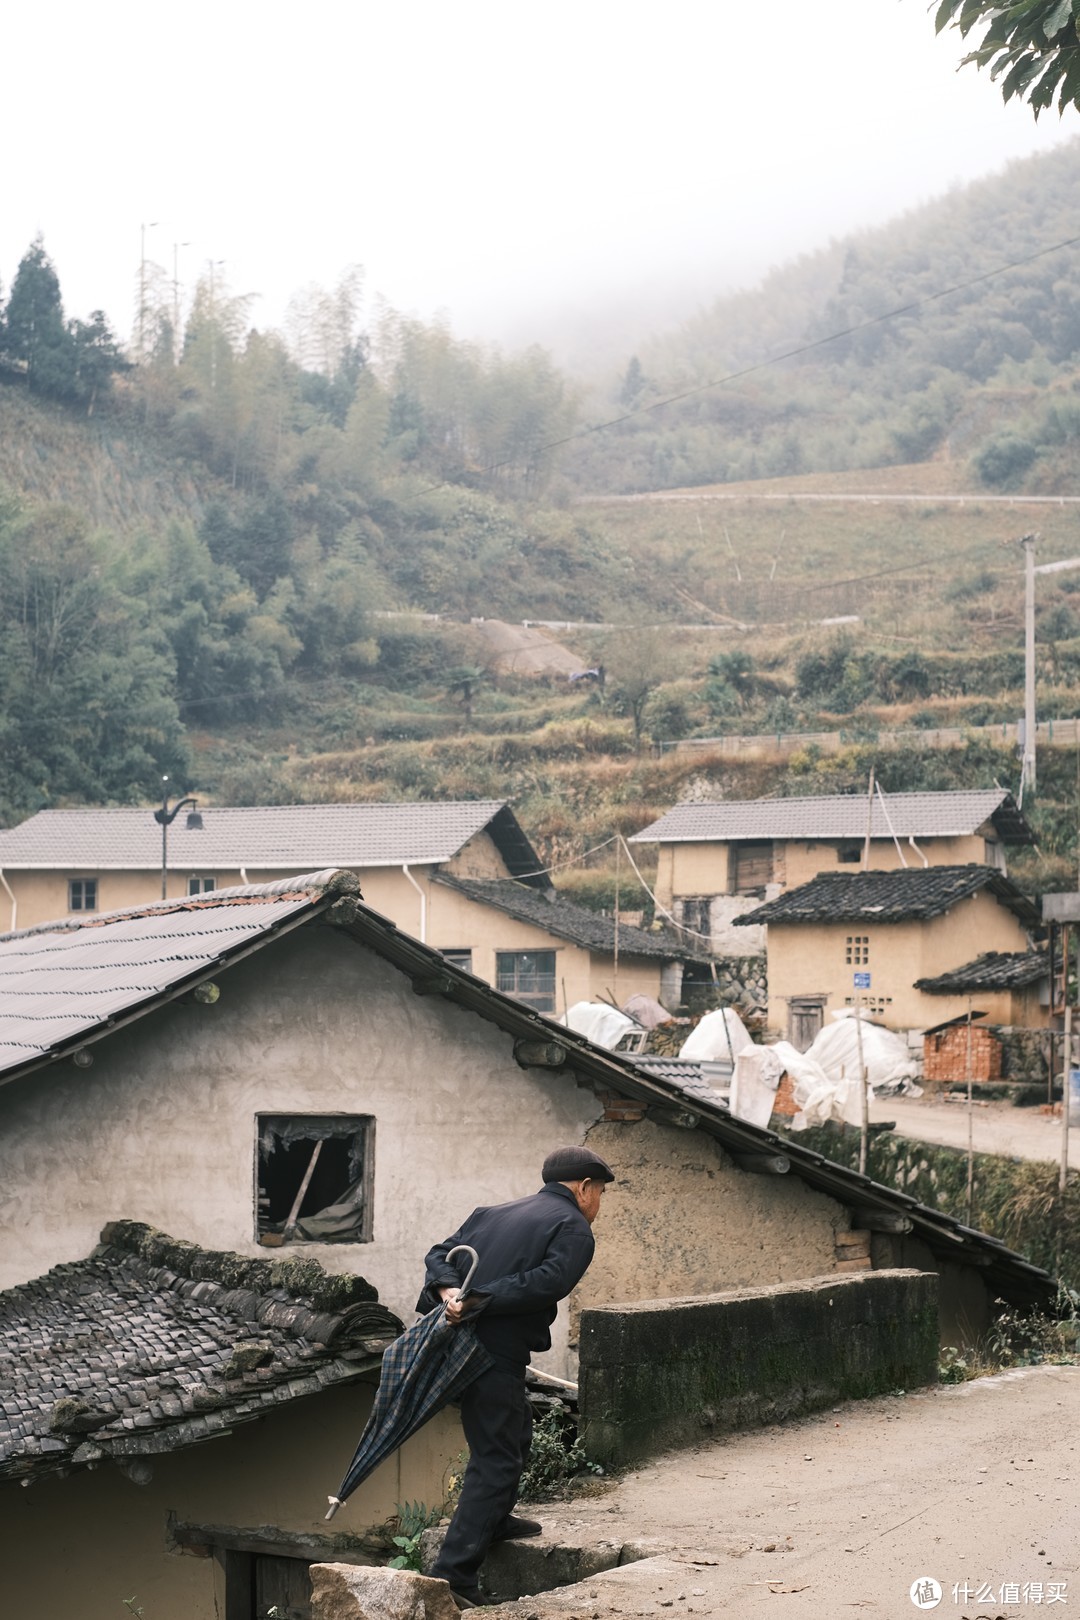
834, 1229, 871, 1273
923, 1024, 1002, 1084
770, 1071, 799, 1120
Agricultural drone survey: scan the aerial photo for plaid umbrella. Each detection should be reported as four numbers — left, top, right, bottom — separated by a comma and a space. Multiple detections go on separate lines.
325, 1246, 491, 1518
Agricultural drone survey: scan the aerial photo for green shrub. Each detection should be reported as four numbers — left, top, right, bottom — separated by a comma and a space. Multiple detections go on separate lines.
518, 1406, 602, 1501
974, 434, 1038, 487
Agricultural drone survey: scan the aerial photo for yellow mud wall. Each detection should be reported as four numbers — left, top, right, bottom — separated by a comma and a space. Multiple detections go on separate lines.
3, 1383, 462, 1620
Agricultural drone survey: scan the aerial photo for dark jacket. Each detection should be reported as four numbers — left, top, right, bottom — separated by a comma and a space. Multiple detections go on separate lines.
417, 1182, 595, 1367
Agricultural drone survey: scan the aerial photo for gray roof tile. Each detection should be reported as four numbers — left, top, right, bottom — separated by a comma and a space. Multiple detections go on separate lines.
631, 790, 1033, 845
914, 950, 1050, 994
0, 800, 541, 874
0, 1222, 400, 1483
734, 865, 1041, 928
433, 875, 703, 961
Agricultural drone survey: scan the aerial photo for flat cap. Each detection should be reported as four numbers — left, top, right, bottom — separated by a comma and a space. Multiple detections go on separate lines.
541, 1145, 615, 1184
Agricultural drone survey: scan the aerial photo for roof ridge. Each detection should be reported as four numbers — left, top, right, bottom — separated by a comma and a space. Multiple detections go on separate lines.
98, 1221, 382, 1314
0, 869, 357, 944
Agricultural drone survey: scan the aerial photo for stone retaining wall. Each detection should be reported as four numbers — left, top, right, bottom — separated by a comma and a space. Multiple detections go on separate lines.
578, 1268, 938, 1467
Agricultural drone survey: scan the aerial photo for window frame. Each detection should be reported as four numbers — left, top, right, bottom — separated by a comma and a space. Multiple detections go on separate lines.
440, 947, 474, 973
495, 948, 558, 1013
68, 877, 98, 913
187, 875, 216, 895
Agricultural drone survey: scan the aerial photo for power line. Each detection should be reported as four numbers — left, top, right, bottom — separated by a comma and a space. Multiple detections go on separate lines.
448, 229, 1080, 483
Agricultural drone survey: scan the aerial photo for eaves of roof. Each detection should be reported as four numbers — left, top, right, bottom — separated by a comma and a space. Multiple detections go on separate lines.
733, 866, 1041, 929
0, 801, 549, 886
629, 790, 1035, 847
432, 873, 700, 961
0, 1220, 400, 1485
914, 951, 1051, 995
0, 869, 1055, 1315
325, 894, 1057, 1313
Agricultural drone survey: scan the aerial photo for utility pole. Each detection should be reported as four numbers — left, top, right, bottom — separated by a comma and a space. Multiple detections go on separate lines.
139, 221, 159, 360
1019, 532, 1038, 803
172, 241, 190, 355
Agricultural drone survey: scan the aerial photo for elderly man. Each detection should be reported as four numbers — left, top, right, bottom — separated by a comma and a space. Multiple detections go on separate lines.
417, 1145, 615, 1610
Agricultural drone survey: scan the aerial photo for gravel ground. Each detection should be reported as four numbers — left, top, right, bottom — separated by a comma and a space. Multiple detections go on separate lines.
868, 1093, 1080, 1166
490, 1363, 1080, 1619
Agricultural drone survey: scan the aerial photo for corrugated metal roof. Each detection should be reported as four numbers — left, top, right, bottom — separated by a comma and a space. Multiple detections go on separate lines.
0, 874, 345, 1079
734, 866, 1041, 928
630, 790, 1033, 845
0, 800, 536, 872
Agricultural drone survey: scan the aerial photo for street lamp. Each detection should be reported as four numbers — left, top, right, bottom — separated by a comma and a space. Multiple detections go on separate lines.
153, 774, 203, 899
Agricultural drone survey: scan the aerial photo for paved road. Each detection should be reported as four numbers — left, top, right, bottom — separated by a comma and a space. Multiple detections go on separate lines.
869, 1094, 1080, 1167
491, 1364, 1080, 1618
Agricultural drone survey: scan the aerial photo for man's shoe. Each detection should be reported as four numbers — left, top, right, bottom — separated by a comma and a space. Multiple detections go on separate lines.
449, 1591, 497, 1611
492, 1513, 542, 1541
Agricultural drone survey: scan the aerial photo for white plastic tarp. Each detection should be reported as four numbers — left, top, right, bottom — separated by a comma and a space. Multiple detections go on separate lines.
729, 1046, 785, 1128
769, 1039, 864, 1129
621, 994, 673, 1031
805, 1009, 920, 1094
679, 1007, 754, 1063
560, 1001, 636, 1050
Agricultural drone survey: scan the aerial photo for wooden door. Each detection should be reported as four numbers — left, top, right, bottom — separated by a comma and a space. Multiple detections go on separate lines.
789, 998, 825, 1052
255, 1556, 312, 1620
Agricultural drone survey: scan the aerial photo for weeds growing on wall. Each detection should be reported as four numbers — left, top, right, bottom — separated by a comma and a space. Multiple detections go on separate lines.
518, 1405, 603, 1502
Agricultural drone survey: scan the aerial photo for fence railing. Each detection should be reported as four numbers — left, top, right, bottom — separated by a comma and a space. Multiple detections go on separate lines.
660, 716, 1080, 758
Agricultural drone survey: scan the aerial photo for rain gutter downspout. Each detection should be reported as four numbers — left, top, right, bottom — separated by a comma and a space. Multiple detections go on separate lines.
402, 864, 427, 943
907, 837, 930, 868
0, 869, 14, 932
240, 867, 249, 884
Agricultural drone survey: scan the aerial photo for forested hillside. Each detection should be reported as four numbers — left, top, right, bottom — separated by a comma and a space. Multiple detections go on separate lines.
4, 141, 1080, 896
568, 139, 1080, 493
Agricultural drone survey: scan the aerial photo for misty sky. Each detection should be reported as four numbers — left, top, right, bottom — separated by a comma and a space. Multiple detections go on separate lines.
5, 1, 1077, 369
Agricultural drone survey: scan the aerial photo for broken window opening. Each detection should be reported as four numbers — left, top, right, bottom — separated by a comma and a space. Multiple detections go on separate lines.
256, 1115, 374, 1246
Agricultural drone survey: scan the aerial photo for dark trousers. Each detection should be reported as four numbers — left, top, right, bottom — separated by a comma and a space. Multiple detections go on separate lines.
431, 1361, 533, 1594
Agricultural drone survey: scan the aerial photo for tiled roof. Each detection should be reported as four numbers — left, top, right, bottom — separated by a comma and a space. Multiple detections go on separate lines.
914, 951, 1050, 994
0, 868, 1055, 1312
0, 1221, 401, 1483
0, 872, 351, 1081
0, 801, 545, 881
734, 866, 1040, 928
628, 1054, 732, 1102
432, 875, 702, 961
630, 790, 1033, 846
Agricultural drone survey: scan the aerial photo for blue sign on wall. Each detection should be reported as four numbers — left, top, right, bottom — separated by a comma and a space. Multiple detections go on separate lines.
853, 971, 871, 990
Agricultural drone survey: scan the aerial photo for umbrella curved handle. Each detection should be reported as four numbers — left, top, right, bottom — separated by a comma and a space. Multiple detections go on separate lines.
444, 1243, 480, 1300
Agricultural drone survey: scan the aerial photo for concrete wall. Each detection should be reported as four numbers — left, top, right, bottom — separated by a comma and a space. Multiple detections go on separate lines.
578, 1268, 939, 1466
0, 925, 601, 1377
765, 890, 1032, 1033
2, 1382, 462, 1620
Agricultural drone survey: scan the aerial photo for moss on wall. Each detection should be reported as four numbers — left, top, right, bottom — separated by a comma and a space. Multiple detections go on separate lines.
789, 1123, 1080, 1292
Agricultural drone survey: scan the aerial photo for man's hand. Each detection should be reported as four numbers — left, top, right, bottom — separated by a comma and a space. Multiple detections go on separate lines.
439, 1286, 479, 1324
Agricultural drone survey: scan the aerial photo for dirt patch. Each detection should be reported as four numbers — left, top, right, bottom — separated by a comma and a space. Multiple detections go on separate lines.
474, 620, 585, 677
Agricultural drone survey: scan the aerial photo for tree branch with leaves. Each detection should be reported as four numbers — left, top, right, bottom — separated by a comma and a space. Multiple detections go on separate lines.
935, 0, 1080, 117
